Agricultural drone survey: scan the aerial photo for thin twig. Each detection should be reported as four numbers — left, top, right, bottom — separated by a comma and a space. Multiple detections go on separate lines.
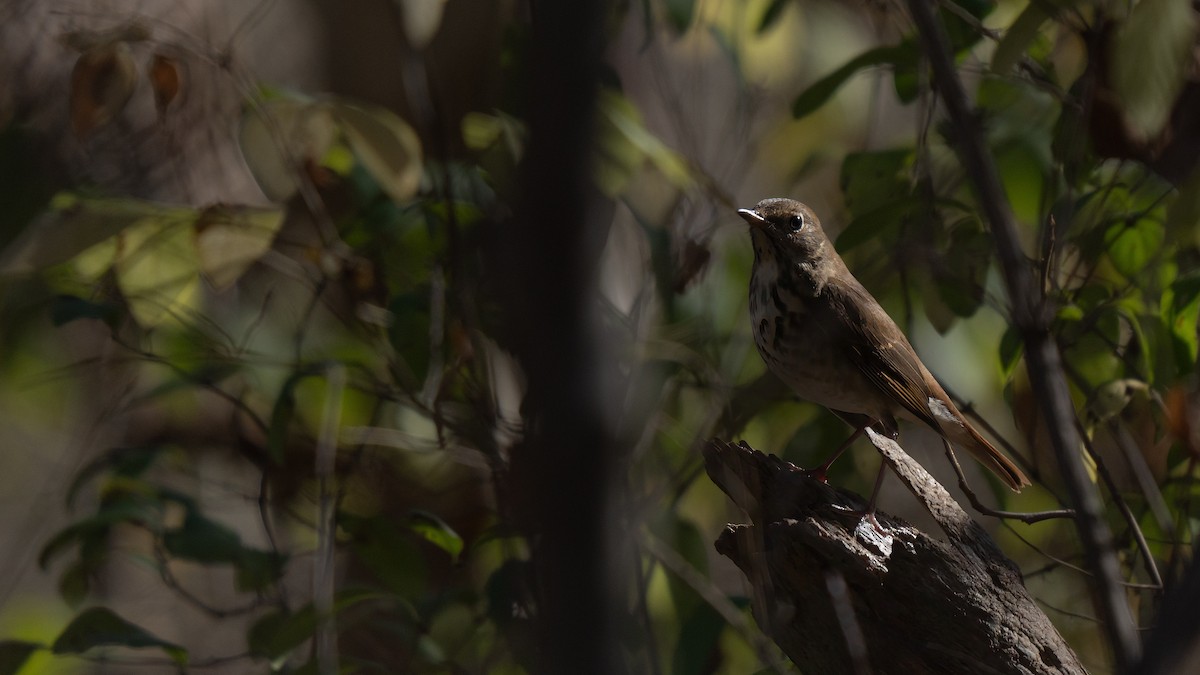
1075, 420, 1165, 591
941, 439, 1075, 523
640, 531, 789, 674
313, 364, 345, 675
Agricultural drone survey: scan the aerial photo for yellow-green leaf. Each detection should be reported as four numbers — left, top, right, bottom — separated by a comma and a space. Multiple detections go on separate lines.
113, 217, 201, 327
0, 193, 190, 277
331, 101, 424, 203
193, 205, 285, 290
239, 97, 337, 202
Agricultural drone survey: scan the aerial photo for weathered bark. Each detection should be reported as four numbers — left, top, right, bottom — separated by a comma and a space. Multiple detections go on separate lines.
706, 434, 1085, 675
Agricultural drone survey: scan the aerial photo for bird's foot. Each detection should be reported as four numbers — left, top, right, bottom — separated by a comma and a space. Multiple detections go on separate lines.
799, 466, 830, 483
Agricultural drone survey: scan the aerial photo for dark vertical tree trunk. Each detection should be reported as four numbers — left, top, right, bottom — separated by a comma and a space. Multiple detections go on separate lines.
501, 1, 618, 673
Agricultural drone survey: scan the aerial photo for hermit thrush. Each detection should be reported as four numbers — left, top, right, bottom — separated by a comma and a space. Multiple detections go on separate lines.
738, 197, 1030, 492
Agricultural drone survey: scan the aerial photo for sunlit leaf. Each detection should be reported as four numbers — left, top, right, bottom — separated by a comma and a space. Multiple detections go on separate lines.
395, 0, 448, 49
113, 217, 201, 327
1110, 0, 1196, 140
193, 204, 285, 291
0, 193, 189, 278
462, 112, 504, 150
595, 88, 693, 197
408, 510, 463, 562
1104, 218, 1165, 279
792, 45, 917, 119
52, 607, 187, 665
991, 2, 1049, 74
758, 0, 789, 33
240, 97, 338, 202
0, 641, 42, 675
332, 101, 424, 203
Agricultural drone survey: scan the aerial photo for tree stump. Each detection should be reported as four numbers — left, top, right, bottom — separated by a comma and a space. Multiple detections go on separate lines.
705, 433, 1085, 674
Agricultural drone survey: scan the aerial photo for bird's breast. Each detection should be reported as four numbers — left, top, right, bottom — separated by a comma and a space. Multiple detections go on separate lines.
749, 265, 886, 418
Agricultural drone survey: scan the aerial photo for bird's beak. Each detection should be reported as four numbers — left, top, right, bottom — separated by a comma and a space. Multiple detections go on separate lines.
737, 208, 766, 229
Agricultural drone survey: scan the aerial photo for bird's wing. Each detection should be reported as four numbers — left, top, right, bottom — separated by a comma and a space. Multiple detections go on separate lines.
817, 273, 945, 432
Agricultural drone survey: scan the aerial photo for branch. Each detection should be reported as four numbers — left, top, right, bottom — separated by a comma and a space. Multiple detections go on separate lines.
903, 0, 1140, 669
705, 437, 1084, 675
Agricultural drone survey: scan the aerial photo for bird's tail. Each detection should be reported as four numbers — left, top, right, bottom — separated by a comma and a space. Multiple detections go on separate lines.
946, 420, 1031, 492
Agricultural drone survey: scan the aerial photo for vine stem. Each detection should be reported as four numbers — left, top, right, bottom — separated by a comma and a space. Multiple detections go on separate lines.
314, 363, 345, 675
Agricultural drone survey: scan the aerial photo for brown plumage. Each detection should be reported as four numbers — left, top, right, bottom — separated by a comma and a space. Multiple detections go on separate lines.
739, 197, 1030, 491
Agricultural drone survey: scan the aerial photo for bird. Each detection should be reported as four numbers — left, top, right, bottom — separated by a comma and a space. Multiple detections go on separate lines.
737, 197, 1030, 493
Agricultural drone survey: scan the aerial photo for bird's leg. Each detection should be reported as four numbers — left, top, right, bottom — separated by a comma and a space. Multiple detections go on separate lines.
861, 462, 889, 533
801, 426, 866, 483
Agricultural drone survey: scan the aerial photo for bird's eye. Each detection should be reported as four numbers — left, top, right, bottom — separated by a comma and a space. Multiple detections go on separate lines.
788, 214, 805, 231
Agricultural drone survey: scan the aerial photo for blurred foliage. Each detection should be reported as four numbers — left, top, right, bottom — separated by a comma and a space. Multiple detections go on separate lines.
0, 0, 1198, 673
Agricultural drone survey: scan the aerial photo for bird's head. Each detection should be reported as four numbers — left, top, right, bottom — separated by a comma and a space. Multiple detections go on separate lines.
737, 198, 831, 264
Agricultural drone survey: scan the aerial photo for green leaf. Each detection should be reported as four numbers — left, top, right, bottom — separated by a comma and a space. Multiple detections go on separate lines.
66, 445, 164, 508
999, 325, 1023, 377
407, 511, 463, 563
991, 2, 1050, 74
757, 0, 789, 33
651, 513, 709, 618
247, 608, 314, 660
833, 196, 920, 253
840, 149, 914, 217
665, 0, 694, 33
672, 603, 727, 675
1166, 164, 1200, 247
50, 295, 121, 327
1110, 0, 1197, 140
268, 368, 321, 464
332, 100, 424, 204
239, 96, 337, 202
52, 607, 187, 665
0, 193, 192, 278
792, 45, 917, 118
235, 549, 288, 593
193, 205, 285, 291
0, 641, 42, 675
39, 499, 159, 569
1104, 219, 1165, 279
1167, 273, 1200, 371
933, 219, 991, 317
595, 88, 693, 196
248, 591, 396, 660
162, 512, 245, 564
341, 513, 427, 597
485, 559, 534, 627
